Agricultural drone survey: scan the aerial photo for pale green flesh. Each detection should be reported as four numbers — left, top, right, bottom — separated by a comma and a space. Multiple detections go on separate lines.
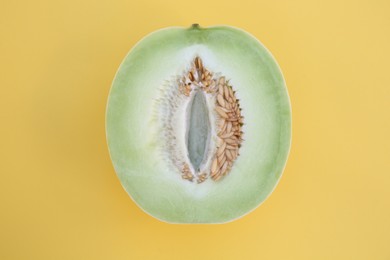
106, 25, 291, 223
187, 90, 210, 171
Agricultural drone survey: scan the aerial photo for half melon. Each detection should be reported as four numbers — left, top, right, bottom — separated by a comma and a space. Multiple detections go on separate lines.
106, 24, 291, 223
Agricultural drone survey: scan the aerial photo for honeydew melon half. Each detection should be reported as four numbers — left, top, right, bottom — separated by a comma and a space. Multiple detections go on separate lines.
106, 24, 291, 224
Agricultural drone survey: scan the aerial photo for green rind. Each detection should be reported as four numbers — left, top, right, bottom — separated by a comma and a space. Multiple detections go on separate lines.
106, 25, 291, 223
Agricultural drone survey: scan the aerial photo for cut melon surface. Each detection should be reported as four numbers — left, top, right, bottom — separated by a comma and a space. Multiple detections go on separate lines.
106, 24, 291, 223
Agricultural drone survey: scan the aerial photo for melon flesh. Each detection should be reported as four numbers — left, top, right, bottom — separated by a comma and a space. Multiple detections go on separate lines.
106, 25, 291, 223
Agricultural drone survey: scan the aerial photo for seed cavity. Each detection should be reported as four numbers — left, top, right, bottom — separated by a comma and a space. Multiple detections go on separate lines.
161, 57, 244, 184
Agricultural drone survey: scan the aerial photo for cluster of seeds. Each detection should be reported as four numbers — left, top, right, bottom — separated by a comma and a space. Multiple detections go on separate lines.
210, 77, 244, 181
179, 57, 218, 96
181, 163, 208, 183
178, 80, 192, 96
197, 172, 207, 184
181, 163, 193, 181
178, 57, 243, 183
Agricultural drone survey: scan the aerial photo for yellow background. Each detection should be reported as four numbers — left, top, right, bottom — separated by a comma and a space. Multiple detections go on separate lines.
1, 0, 389, 259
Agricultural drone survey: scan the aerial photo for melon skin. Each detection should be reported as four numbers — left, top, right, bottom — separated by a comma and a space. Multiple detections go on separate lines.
106, 25, 291, 223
